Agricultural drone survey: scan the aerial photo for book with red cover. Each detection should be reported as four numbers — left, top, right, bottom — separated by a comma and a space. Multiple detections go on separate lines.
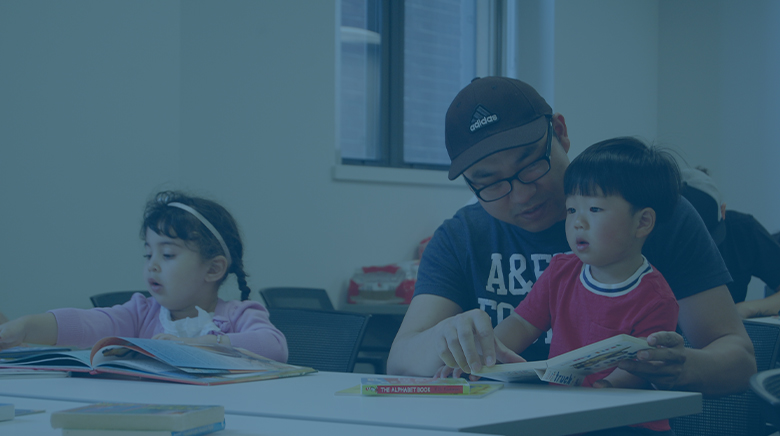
360, 377, 471, 395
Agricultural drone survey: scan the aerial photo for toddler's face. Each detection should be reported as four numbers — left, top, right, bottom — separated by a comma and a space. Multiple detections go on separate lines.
565, 193, 641, 272
143, 228, 214, 319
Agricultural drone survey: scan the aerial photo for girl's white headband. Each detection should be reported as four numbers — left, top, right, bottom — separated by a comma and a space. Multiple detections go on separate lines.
167, 202, 232, 266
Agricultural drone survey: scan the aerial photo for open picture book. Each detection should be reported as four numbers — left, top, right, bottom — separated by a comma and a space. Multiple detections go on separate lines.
472, 334, 652, 386
0, 337, 315, 385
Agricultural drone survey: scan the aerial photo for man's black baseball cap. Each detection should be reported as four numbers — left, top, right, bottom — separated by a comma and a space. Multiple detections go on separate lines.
445, 77, 553, 180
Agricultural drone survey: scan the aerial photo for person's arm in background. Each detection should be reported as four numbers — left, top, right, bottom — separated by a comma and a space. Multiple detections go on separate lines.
619, 285, 755, 396
719, 210, 780, 319
736, 286, 780, 319
732, 215, 780, 319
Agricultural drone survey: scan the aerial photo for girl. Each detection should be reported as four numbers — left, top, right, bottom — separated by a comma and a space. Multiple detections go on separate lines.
0, 191, 288, 362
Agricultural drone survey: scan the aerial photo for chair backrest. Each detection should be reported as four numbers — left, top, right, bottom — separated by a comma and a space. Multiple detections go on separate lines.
268, 308, 369, 373
671, 320, 780, 436
260, 287, 334, 311
90, 291, 151, 308
750, 367, 780, 429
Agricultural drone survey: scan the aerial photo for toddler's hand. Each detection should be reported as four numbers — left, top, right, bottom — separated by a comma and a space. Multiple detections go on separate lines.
433, 365, 455, 379
152, 334, 227, 347
433, 364, 484, 381
592, 379, 614, 389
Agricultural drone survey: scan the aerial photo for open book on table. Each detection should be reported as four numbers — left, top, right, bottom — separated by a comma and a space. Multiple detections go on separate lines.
0, 337, 315, 385
472, 334, 652, 386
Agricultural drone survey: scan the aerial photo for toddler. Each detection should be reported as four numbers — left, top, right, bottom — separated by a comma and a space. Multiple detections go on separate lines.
0, 191, 288, 362
495, 137, 681, 434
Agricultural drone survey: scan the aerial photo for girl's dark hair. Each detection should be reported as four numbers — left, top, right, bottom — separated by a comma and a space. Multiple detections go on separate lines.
141, 191, 251, 301
564, 137, 681, 222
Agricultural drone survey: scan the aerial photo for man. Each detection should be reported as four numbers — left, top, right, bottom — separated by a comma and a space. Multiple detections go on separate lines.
387, 77, 755, 396
681, 167, 780, 318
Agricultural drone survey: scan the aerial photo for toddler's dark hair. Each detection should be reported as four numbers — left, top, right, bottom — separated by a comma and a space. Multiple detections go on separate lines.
140, 191, 251, 300
564, 137, 681, 222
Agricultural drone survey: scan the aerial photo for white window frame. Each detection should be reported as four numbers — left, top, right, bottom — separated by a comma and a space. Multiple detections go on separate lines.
333, 0, 535, 186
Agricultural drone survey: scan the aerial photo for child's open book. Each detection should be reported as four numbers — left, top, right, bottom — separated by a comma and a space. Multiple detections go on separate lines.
0, 337, 315, 385
472, 334, 652, 386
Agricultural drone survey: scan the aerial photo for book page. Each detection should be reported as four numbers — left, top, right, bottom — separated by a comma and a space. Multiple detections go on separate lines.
471, 361, 547, 383
545, 335, 648, 374
0, 346, 72, 358
0, 349, 93, 371
91, 337, 293, 372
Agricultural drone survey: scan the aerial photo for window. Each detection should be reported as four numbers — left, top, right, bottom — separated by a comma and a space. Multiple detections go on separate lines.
338, 0, 514, 171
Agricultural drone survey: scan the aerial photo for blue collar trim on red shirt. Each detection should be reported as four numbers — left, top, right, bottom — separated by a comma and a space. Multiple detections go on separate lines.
580, 257, 652, 297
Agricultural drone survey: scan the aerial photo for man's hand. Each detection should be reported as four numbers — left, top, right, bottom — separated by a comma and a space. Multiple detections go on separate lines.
433, 339, 525, 380
435, 309, 496, 373
435, 308, 526, 374
617, 331, 686, 390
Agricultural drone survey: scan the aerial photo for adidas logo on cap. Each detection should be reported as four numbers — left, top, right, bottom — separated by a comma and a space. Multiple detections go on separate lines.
469, 105, 498, 132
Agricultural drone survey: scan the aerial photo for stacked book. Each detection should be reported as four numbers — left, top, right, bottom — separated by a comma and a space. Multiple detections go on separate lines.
50, 403, 225, 436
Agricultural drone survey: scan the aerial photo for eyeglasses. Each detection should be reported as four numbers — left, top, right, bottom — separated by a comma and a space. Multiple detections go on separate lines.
464, 120, 553, 202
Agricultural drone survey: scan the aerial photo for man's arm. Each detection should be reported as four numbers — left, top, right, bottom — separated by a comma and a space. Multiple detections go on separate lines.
619, 285, 756, 396
735, 286, 780, 319
387, 294, 503, 376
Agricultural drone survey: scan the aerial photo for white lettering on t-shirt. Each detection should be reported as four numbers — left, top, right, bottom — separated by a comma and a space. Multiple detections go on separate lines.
531, 254, 553, 280
508, 253, 532, 295
478, 298, 496, 314
486, 253, 508, 295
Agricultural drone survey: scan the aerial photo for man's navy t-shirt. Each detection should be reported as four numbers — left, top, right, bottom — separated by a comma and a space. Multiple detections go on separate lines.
415, 197, 731, 361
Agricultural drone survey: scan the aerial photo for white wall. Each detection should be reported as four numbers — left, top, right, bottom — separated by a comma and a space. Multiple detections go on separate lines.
657, 0, 780, 300
554, 0, 659, 157
554, 0, 780, 299
0, 0, 472, 318
657, 0, 780, 234
0, 1, 182, 316
2, 0, 778, 319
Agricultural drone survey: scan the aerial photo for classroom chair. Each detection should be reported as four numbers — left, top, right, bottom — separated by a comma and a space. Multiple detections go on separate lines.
670, 320, 780, 436
90, 291, 151, 308
268, 308, 370, 373
750, 366, 780, 432
259, 287, 393, 374
260, 287, 334, 311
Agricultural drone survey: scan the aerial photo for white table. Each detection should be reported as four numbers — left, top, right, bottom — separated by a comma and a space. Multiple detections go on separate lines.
0, 372, 701, 436
746, 316, 780, 326
0, 395, 481, 436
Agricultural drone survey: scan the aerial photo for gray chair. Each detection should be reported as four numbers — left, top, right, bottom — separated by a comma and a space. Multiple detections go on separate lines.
670, 320, 780, 436
268, 308, 370, 373
259, 287, 390, 373
750, 367, 780, 431
90, 291, 151, 308
260, 287, 334, 311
